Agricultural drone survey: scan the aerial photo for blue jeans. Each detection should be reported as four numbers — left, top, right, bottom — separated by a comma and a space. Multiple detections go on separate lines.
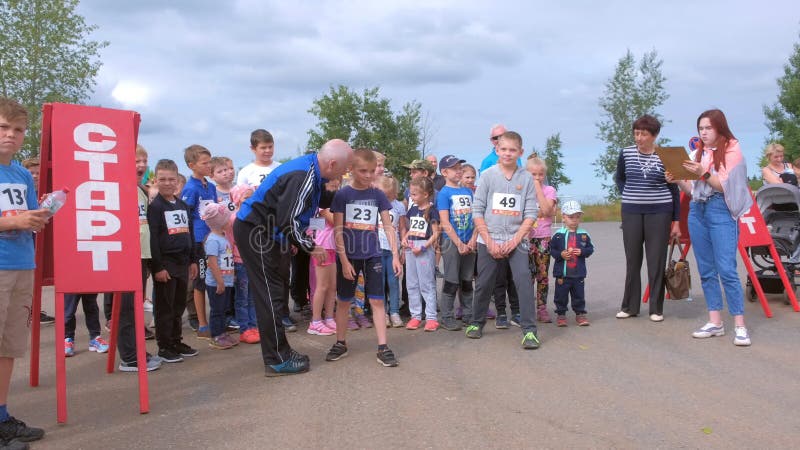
688, 194, 744, 316
381, 250, 400, 314
205, 285, 233, 338
234, 262, 258, 331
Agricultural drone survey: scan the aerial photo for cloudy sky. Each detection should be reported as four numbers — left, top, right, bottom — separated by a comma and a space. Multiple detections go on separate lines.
77, 0, 799, 200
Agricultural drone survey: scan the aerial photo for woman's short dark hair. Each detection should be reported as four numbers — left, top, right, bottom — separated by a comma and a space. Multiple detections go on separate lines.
632, 114, 661, 136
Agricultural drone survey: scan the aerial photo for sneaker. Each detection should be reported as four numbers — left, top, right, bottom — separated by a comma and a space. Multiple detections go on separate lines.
265, 353, 310, 377
290, 349, 310, 363
390, 313, 404, 328
692, 322, 725, 339
537, 306, 552, 323
356, 314, 372, 329
424, 320, 439, 331
0, 438, 29, 450
347, 317, 360, 330
495, 315, 509, 329
225, 320, 240, 333
210, 335, 234, 350
281, 317, 298, 332
196, 327, 211, 340
64, 338, 75, 357
454, 306, 463, 320
188, 318, 199, 331
616, 311, 635, 319
173, 342, 199, 357
576, 314, 590, 326
143, 298, 153, 312
144, 328, 155, 340
406, 318, 422, 330
556, 315, 567, 327
39, 311, 55, 325
307, 320, 335, 336
734, 326, 752, 346
89, 336, 109, 353
119, 355, 162, 372
324, 318, 337, 331
649, 314, 664, 322
157, 348, 184, 363
465, 324, 482, 339
0, 416, 45, 443
325, 342, 348, 361
240, 328, 261, 344
510, 313, 521, 327
486, 308, 496, 320
377, 347, 399, 367
440, 317, 462, 331
521, 331, 541, 349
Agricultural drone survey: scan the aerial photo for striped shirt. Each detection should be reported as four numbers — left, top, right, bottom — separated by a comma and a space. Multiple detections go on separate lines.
614, 146, 680, 220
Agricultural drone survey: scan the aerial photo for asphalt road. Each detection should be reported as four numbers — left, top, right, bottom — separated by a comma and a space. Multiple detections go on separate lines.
12, 222, 800, 449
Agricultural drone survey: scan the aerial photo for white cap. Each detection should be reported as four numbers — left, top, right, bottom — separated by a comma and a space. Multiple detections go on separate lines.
561, 200, 583, 215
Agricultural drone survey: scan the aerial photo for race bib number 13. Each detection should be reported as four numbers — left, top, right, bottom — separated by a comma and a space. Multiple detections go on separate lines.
0, 183, 28, 217
491, 193, 521, 216
345, 204, 378, 230
165, 210, 189, 235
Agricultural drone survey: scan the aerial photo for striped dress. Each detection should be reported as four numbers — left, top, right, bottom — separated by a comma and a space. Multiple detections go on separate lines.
614, 146, 679, 219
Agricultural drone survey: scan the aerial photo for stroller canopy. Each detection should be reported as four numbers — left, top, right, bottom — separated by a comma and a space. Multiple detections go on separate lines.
756, 183, 800, 213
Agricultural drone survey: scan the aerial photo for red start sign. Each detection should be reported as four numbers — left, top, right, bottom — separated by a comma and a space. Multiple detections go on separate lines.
737, 193, 773, 247
49, 104, 141, 293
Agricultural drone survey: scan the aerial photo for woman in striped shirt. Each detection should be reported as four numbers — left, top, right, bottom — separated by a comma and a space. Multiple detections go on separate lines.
614, 115, 681, 322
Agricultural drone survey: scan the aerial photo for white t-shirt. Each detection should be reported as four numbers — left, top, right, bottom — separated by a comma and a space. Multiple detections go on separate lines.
236, 161, 281, 187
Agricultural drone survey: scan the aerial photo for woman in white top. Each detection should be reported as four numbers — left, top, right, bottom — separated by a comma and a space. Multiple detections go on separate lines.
761, 143, 797, 186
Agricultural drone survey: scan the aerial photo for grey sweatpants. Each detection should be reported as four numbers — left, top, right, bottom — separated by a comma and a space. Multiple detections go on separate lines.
472, 242, 537, 333
440, 239, 476, 321
404, 241, 438, 321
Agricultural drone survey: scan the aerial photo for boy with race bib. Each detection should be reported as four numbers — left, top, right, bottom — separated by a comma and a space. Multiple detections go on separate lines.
467, 131, 542, 349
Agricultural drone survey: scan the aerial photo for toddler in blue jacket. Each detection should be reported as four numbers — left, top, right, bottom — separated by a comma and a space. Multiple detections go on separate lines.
549, 200, 594, 327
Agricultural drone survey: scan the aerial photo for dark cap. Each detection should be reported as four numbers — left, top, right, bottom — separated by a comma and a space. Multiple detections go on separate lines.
439, 155, 466, 171
402, 159, 436, 172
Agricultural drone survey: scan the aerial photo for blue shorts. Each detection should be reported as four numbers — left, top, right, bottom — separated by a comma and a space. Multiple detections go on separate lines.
336, 256, 384, 302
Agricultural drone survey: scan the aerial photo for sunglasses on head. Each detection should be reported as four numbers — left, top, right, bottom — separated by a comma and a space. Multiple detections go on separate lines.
491, 135, 502, 141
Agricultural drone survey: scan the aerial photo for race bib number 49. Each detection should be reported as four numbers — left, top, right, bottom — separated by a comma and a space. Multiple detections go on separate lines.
491, 193, 521, 216
345, 204, 378, 230
0, 183, 29, 217
165, 210, 189, 235
408, 216, 429, 238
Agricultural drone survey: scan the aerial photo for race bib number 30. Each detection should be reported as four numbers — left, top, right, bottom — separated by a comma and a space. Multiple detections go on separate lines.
491, 193, 521, 216
0, 183, 29, 217
408, 216, 429, 238
345, 204, 378, 230
165, 210, 189, 235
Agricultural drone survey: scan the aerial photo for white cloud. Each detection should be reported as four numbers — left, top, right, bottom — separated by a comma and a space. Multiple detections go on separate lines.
111, 80, 154, 108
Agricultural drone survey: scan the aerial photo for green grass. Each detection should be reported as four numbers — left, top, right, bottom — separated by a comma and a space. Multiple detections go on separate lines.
576, 201, 621, 222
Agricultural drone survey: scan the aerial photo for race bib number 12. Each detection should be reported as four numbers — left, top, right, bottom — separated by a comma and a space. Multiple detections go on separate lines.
491, 193, 521, 216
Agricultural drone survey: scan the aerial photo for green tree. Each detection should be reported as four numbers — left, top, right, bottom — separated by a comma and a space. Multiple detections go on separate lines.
542, 133, 570, 191
764, 32, 800, 163
594, 49, 669, 200
0, 0, 108, 159
307, 85, 421, 178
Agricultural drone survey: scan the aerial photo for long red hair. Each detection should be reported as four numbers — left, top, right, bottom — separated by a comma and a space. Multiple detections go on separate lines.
694, 109, 736, 171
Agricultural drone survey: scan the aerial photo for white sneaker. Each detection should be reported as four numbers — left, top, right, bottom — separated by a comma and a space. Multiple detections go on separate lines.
616, 311, 632, 319
649, 314, 664, 322
390, 313, 404, 328
692, 322, 725, 338
143, 299, 153, 313
734, 326, 751, 346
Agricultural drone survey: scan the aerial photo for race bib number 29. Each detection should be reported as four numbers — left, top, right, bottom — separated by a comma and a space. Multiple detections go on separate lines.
345, 204, 378, 230
491, 193, 521, 216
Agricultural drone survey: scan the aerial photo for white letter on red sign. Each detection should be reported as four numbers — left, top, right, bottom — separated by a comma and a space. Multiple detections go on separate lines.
740, 216, 756, 234
74, 123, 117, 151
76, 241, 122, 271
75, 210, 121, 239
75, 181, 120, 210
74, 151, 118, 180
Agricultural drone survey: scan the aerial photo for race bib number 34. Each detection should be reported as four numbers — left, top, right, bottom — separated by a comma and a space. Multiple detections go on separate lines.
345, 204, 378, 230
165, 210, 189, 235
491, 193, 521, 216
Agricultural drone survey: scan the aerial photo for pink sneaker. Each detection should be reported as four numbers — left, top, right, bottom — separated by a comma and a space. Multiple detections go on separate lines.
406, 318, 422, 330
324, 318, 337, 331
486, 308, 497, 319
356, 314, 372, 328
424, 320, 439, 332
348, 317, 360, 330
307, 320, 335, 336
537, 306, 552, 323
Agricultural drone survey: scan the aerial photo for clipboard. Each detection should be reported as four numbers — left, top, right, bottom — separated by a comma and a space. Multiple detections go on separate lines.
655, 146, 699, 180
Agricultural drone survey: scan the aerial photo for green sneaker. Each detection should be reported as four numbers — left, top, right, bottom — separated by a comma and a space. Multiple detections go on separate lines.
465, 324, 482, 339
521, 331, 540, 349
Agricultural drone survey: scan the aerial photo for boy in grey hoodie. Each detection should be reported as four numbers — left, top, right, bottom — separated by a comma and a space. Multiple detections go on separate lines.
467, 131, 541, 349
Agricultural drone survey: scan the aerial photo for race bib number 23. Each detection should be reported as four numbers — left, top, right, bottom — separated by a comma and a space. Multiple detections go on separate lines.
345, 204, 378, 230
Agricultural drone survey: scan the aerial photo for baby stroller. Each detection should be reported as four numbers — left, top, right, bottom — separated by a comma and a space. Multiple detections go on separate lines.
745, 183, 800, 303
